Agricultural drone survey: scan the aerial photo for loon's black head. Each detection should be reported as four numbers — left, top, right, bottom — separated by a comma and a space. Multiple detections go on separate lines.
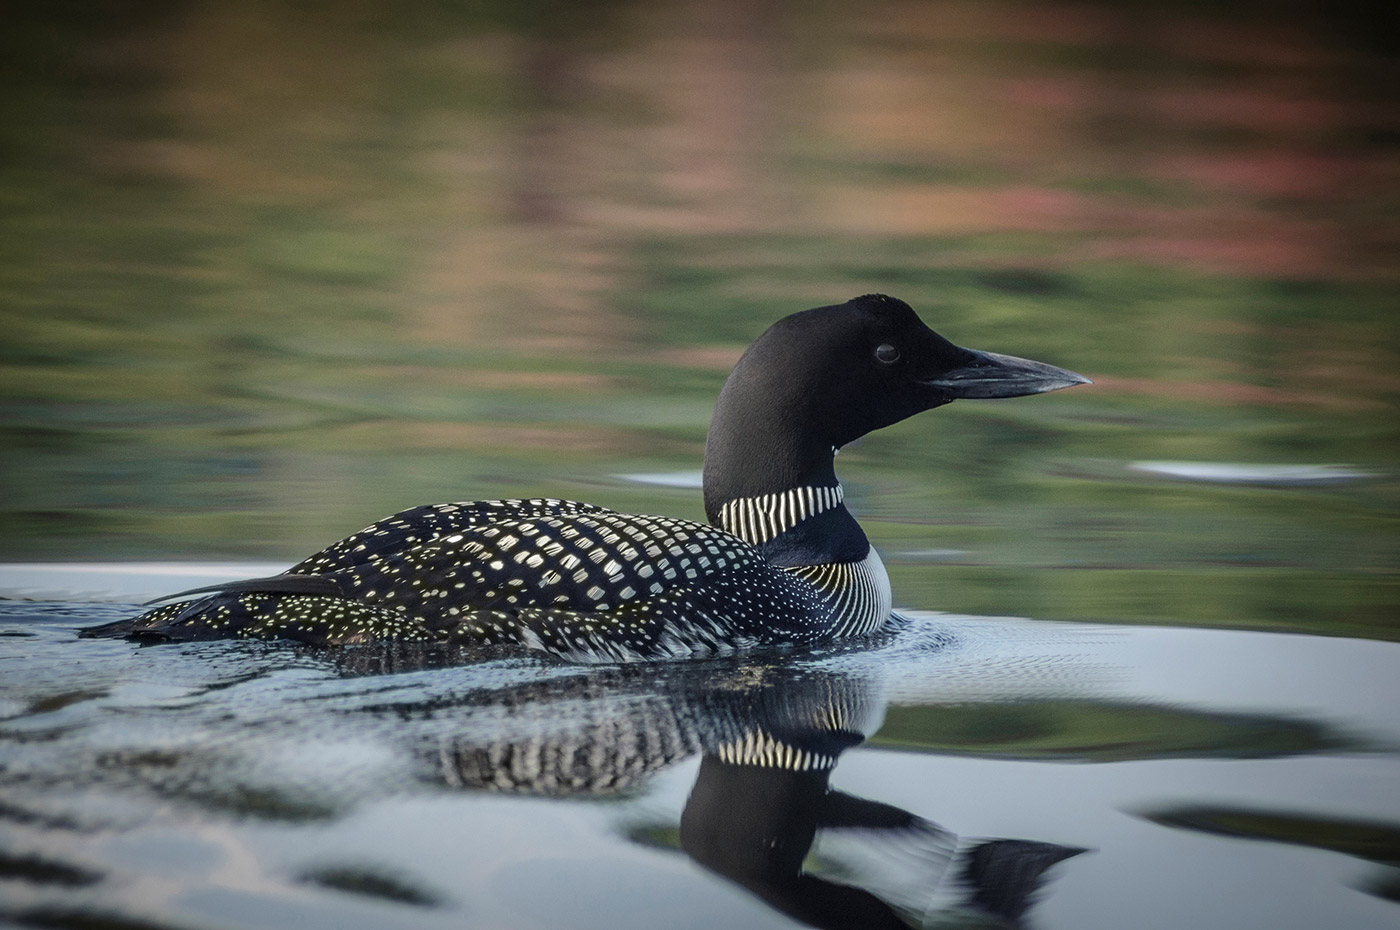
704, 294, 1089, 511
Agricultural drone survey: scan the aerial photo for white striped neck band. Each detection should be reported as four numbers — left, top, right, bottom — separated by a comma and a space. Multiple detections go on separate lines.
716, 484, 844, 546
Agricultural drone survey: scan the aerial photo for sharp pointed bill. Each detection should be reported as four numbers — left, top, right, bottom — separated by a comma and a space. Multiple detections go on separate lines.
921, 348, 1091, 399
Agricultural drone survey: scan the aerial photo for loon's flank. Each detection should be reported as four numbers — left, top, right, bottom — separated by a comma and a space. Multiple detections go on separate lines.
81, 295, 1090, 661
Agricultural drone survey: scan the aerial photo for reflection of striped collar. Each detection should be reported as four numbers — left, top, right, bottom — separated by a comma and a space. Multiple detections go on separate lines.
714, 730, 837, 771
717, 484, 845, 545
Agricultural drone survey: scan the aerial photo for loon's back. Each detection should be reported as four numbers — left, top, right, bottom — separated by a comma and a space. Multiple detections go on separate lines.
87, 498, 878, 661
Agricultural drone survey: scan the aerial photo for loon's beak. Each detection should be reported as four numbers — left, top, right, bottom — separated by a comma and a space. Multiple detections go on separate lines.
923, 349, 1091, 399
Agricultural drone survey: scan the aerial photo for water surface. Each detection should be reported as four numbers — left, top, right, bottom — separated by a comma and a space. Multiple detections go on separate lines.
2, 588, 1398, 929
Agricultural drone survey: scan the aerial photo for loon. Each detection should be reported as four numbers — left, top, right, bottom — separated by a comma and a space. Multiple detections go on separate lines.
80, 294, 1089, 660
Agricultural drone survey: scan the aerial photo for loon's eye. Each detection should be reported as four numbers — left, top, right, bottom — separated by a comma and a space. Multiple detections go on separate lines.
874, 343, 900, 364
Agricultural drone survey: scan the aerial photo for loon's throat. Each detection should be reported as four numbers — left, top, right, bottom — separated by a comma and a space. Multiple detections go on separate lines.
717, 483, 845, 546
716, 482, 872, 569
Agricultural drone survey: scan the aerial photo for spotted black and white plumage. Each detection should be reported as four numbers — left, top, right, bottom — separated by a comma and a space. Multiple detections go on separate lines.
82, 294, 1089, 660
98, 497, 865, 661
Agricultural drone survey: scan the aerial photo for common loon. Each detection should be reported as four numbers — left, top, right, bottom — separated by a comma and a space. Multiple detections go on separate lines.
81, 294, 1089, 660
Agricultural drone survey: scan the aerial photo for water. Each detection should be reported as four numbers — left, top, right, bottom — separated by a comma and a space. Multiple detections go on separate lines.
2, 592, 1398, 929
2, 0, 1397, 927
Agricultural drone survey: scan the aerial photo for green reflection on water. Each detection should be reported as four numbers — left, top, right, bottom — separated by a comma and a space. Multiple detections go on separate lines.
1, 0, 1395, 642
1144, 806, 1400, 865
870, 699, 1355, 761
1143, 805, 1400, 906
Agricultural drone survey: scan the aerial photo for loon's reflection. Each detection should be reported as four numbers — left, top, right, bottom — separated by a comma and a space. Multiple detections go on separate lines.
396, 654, 1083, 928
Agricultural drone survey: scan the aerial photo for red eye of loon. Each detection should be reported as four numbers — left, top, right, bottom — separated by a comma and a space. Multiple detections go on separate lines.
874, 343, 900, 364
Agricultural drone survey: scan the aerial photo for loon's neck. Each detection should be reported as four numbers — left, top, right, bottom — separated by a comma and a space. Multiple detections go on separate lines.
702, 325, 873, 567
702, 420, 870, 566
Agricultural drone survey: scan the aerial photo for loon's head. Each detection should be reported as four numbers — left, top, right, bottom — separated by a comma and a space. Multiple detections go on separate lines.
704, 294, 1090, 511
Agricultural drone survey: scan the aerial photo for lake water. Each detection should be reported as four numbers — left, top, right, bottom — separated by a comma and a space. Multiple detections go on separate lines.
1, 1, 1397, 928
2, 586, 1399, 929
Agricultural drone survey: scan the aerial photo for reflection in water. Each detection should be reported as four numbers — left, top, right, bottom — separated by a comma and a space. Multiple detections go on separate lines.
1144, 806, 1400, 909
423, 649, 1083, 927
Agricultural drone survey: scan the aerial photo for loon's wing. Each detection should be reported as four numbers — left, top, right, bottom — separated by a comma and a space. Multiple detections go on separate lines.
298, 509, 821, 655
288, 498, 612, 576
79, 498, 613, 643
141, 572, 344, 605
324, 509, 754, 613
132, 498, 614, 606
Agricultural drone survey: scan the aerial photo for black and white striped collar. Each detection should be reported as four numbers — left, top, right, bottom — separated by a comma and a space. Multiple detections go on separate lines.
717, 483, 845, 547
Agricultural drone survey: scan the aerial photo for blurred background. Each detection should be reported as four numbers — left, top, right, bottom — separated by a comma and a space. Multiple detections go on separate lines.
1, 0, 1396, 638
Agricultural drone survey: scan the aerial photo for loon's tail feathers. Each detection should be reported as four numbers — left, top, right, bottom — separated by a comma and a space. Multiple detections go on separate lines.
78, 616, 143, 639
78, 598, 207, 640
141, 572, 345, 606
78, 572, 348, 642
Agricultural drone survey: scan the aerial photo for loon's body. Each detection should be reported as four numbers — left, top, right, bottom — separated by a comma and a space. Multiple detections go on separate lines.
112, 496, 888, 661
82, 295, 1088, 661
